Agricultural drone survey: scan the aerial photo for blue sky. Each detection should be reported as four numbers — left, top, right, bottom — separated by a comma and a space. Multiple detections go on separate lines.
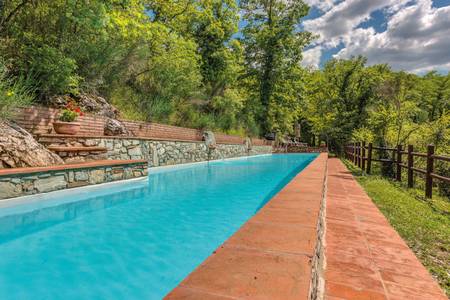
299, 0, 450, 73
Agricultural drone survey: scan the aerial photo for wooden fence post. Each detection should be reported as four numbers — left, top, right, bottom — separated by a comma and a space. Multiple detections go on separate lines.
407, 145, 414, 188
367, 143, 372, 174
362, 141, 366, 172
425, 144, 434, 198
396, 145, 402, 181
391, 149, 396, 178
353, 142, 357, 164
357, 142, 361, 168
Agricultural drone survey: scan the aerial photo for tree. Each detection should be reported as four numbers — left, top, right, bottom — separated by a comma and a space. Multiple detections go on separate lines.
240, 0, 312, 135
303, 56, 386, 152
191, 0, 240, 98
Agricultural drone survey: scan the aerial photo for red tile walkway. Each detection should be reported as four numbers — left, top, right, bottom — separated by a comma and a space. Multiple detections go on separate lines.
325, 158, 447, 300
165, 155, 447, 299
166, 153, 328, 299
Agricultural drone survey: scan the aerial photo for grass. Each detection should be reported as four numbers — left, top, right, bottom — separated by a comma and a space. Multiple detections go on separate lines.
342, 159, 450, 296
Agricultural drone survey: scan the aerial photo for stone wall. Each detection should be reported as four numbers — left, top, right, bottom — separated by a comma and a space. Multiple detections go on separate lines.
149, 141, 272, 167
0, 161, 148, 200
38, 135, 273, 167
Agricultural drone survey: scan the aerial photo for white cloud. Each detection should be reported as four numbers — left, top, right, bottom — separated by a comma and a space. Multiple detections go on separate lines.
302, 47, 323, 68
304, 0, 341, 12
304, 0, 407, 42
302, 0, 450, 73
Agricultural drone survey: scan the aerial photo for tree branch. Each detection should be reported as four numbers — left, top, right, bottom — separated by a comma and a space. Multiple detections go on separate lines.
0, 0, 31, 32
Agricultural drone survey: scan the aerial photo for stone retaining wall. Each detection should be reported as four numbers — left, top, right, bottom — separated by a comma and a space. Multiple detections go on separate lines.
149, 141, 272, 167
38, 135, 273, 166
0, 161, 148, 200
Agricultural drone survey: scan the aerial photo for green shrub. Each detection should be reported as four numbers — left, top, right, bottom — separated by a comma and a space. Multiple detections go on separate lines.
26, 46, 80, 96
0, 61, 34, 120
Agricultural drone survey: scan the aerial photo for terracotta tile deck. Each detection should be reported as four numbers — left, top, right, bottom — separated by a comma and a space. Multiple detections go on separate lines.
325, 158, 447, 300
165, 153, 328, 300
166, 156, 446, 299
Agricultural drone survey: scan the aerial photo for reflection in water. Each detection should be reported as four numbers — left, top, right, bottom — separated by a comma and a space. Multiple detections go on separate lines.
0, 186, 149, 244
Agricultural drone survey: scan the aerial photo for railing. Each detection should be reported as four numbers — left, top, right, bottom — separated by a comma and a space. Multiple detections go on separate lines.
345, 142, 450, 198
273, 144, 328, 153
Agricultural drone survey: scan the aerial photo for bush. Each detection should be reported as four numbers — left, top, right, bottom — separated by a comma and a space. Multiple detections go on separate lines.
0, 61, 34, 120
26, 46, 80, 96
435, 162, 450, 199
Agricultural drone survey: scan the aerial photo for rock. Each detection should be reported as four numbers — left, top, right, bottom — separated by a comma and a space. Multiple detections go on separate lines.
0, 121, 64, 168
34, 176, 66, 193
0, 181, 22, 199
202, 131, 217, 149
84, 139, 99, 147
46, 95, 70, 108
89, 169, 105, 184
75, 171, 89, 181
79, 94, 119, 118
47, 94, 119, 118
104, 118, 130, 136
128, 146, 142, 156
245, 137, 252, 150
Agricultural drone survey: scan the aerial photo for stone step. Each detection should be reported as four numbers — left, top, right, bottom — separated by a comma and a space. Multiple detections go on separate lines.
47, 146, 107, 153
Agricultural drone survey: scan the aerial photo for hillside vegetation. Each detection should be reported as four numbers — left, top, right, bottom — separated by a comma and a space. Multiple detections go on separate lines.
0, 1, 448, 152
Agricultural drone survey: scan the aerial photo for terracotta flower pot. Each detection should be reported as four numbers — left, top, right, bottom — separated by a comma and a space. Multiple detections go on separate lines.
53, 121, 81, 135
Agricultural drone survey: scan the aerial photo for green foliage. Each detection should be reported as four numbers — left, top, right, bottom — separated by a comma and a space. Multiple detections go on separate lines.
351, 127, 374, 143
0, 61, 33, 120
303, 57, 449, 156
240, 0, 312, 134
0, 0, 448, 147
303, 56, 387, 152
26, 46, 80, 95
58, 110, 78, 122
58, 101, 83, 122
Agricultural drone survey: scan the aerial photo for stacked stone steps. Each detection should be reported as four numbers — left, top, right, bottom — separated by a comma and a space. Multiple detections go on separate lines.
45, 145, 108, 164
41, 139, 108, 164
37, 134, 147, 163
46, 146, 107, 152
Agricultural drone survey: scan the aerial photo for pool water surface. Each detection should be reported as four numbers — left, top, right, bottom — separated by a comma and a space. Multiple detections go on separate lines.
0, 154, 317, 300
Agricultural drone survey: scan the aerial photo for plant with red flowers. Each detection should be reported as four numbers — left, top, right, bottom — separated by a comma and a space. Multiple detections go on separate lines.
59, 101, 83, 122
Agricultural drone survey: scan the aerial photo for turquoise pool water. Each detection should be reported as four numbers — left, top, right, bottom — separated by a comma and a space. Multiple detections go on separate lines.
0, 154, 317, 300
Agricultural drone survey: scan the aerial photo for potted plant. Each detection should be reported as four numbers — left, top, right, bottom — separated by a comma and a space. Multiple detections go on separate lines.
53, 101, 83, 135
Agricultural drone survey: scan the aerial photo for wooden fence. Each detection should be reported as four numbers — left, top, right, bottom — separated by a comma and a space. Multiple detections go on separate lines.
273, 144, 328, 153
345, 142, 450, 198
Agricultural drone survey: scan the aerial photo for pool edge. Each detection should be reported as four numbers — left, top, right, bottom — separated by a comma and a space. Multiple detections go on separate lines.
165, 153, 328, 300
0, 153, 275, 209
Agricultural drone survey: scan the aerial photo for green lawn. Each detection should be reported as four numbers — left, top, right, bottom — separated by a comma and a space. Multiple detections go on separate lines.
342, 160, 450, 296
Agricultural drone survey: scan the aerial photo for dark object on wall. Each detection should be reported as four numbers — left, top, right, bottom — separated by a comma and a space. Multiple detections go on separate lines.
265, 132, 276, 141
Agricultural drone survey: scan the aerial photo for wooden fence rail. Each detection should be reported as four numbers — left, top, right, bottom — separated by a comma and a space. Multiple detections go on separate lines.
345, 142, 450, 198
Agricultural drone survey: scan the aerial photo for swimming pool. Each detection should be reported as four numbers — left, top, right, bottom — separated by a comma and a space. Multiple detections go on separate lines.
0, 154, 317, 300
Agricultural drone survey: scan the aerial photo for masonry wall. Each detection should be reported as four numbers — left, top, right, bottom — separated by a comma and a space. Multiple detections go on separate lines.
38, 135, 273, 167
0, 162, 148, 200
